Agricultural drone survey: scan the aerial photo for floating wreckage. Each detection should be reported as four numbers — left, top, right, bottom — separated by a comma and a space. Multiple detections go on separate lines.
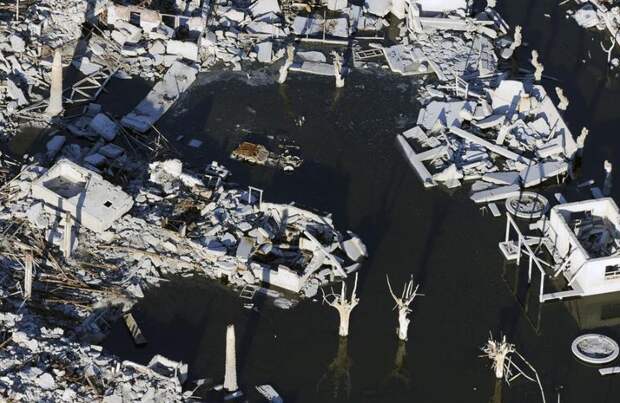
231, 141, 303, 171
572, 333, 620, 365
391, 3, 581, 220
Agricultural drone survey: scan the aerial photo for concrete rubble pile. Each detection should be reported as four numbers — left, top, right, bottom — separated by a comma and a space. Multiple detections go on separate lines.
93, 1, 209, 80
201, 0, 289, 69
382, 5, 501, 80
0, 0, 92, 137
0, 312, 186, 401
399, 79, 579, 203
0, 153, 365, 397
138, 159, 365, 297
565, 0, 620, 66
0, 156, 366, 305
393, 2, 581, 207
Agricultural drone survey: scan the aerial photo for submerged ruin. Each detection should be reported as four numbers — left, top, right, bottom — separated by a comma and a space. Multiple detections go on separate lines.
0, 0, 618, 401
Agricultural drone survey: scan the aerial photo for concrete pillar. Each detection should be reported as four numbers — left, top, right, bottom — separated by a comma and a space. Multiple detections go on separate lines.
63, 212, 72, 258
24, 252, 33, 300
334, 56, 345, 89
224, 324, 238, 391
45, 49, 63, 116
277, 45, 295, 84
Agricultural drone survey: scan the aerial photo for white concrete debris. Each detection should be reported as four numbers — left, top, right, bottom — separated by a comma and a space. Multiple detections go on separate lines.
121, 61, 198, 132
416, 0, 466, 13
400, 76, 577, 205
256, 41, 273, 63
500, 198, 620, 302
572, 4, 601, 29
292, 16, 349, 38
0, 148, 368, 398
0, 312, 185, 401
166, 40, 199, 62
30, 159, 134, 233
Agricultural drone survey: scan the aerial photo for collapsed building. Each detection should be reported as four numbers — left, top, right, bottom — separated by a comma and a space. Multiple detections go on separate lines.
0, 155, 366, 399
398, 81, 578, 204
0, 0, 610, 399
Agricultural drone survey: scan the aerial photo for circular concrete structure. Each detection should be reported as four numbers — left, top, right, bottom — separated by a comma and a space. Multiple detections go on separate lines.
505, 192, 549, 219
571, 334, 619, 365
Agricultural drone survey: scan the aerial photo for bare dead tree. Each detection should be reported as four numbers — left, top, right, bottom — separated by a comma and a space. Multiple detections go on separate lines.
386, 274, 423, 341
480, 333, 546, 403
322, 273, 359, 337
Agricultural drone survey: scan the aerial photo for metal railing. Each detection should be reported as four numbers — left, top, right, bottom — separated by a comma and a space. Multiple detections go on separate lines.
501, 213, 583, 302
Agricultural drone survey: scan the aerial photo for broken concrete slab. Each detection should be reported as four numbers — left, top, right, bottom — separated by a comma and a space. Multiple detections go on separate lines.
30, 159, 134, 233
449, 127, 530, 164
121, 61, 198, 132
166, 41, 199, 62
482, 171, 520, 185
519, 161, 569, 188
88, 113, 119, 141
256, 41, 273, 63
470, 184, 521, 204
397, 134, 437, 188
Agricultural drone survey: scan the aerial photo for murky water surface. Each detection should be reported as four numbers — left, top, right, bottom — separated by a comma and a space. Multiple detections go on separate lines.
5, 0, 620, 401
103, 2, 620, 401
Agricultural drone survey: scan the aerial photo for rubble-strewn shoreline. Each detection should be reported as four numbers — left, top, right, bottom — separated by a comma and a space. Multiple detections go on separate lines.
0, 0, 606, 400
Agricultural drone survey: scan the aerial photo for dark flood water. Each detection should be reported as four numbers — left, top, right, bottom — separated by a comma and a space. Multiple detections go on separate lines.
12, 0, 620, 402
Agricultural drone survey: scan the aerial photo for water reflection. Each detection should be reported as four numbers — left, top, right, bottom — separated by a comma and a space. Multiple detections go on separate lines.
384, 340, 410, 389
500, 260, 543, 333
317, 336, 352, 400
489, 379, 503, 403
564, 291, 620, 330
502, 255, 620, 333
